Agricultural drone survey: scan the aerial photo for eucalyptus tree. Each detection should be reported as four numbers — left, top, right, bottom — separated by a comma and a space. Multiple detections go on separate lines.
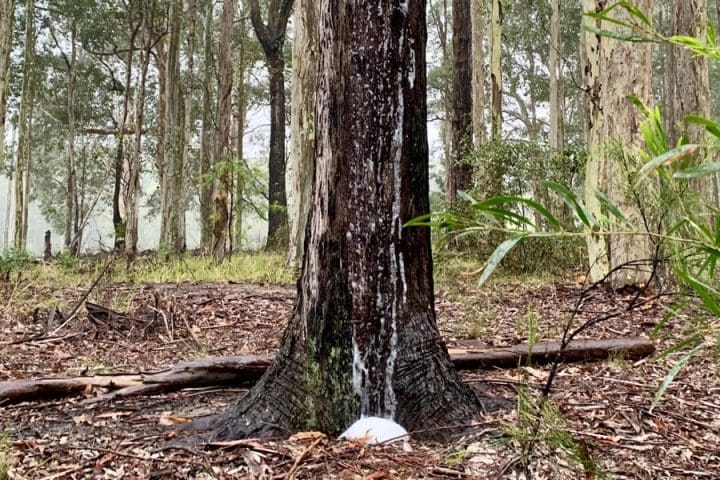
0, 0, 14, 187
246, 0, 294, 250
471, 0, 486, 147
197, 0, 482, 440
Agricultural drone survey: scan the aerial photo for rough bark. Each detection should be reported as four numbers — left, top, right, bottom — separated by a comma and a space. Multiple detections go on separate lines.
489, 0, 502, 139
211, 0, 234, 262
159, 0, 186, 254
666, 0, 716, 207
195, 0, 482, 442
0, 338, 655, 406
182, 0, 199, 250
246, 0, 293, 251
446, 0, 473, 205
548, 0, 564, 152
62, 24, 79, 255
233, 14, 248, 251
126, 0, 153, 255
13, 0, 34, 251
287, 0, 319, 270
584, 0, 655, 287
199, 2, 215, 252
471, 0, 486, 147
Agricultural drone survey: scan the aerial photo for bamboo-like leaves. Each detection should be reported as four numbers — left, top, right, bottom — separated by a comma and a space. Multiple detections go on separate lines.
542, 180, 597, 228
477, 234, 528, 287
650, 344, 703, 413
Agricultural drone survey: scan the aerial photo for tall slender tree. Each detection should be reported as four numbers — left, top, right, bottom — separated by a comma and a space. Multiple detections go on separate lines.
13, 0, 35, 250
446, 0, 473, 205
548, 0, 563, 152
287, 0, 319, 270
247, 0, 293, 250
211, 0, 234, 261
232, 12, 248, 251
199, 0, 216, 251
471, 0, 486, 147
0, 0, 15, 187
199, 0, 482, 440
489, 0, 502, 139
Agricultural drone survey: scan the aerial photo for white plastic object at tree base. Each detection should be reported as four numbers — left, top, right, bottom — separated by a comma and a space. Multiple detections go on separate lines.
339, 416, 409, 445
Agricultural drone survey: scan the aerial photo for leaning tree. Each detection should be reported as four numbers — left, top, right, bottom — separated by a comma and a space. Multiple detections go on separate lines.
200, 0, 483, 440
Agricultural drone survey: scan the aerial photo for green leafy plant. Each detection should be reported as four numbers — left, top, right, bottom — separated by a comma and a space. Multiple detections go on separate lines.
0, 249, 33, 282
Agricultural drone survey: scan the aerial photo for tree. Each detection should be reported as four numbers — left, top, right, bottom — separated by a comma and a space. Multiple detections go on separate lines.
287, 0, 319, 270
247, 0, 293, 250
548, 0, 563, 152
14, 0, 36, 251
198, 0, 481, 440
446, 0, 473, 205
211, 0, 233, 261
199, 0, 216, 251
489, 0, 502, 139
0, 0, 15, 186
471, 0, 486, 146
583, 0, 655, 287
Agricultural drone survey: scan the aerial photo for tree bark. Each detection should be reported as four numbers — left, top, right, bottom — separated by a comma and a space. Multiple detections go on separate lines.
584, 0, 655, 288
196, 0, 481, 442
246, 0, 293, 251
64, 23, 79, 255
13, 0, 34, 251
233, 14, 248, 252
489, 0, 502, 139
0, 337, 655, 406
211, 0, 234, 262
199, 2, 216, 252
287, 0, 319, 270
471, 0, 486, 147
446, 0, 473, 205
182, 0, 199, 249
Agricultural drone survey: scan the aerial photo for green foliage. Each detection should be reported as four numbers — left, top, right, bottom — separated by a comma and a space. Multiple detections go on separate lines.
0, 249, 33, 281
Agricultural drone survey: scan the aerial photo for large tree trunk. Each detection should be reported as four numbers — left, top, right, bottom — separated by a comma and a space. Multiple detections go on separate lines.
489, 0, 502, 139
211, 0, 234, 262
287, 0, 319, 270
584, 0, 655, 287
246, 0, 293, 251
182, 0, 199, 248
471, 0, 486, 147
446, 0, 473, 205
232, 14, 248, 252
126, 0, 153, 255
199, 2, 215, 252
199, 0, 481, 441
13, 0, 33, 251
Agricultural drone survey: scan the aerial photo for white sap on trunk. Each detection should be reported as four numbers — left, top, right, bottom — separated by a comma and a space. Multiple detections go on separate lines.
339, 416, 409, 444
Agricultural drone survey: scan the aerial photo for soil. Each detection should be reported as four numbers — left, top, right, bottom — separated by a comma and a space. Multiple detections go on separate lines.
1, 278, 718, 479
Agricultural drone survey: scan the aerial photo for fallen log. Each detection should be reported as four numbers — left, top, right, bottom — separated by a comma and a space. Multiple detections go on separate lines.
0, 337, 653, 406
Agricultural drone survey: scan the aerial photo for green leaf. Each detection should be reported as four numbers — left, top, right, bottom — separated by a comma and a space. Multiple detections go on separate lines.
685, 115, 720, 140
542, 181, 596, 228
635, 144, 700, 186
594, 190, 632, 227
475, 196, 562, 229
650, 344, 703, 413
477, 234, 527, 287
673, 162, 720, 180
583, 25, 653, 43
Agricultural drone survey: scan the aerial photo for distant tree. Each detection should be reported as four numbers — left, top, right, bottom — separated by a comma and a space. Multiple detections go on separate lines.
200, 0, 481, 440
0, 0, 14, 195
446, 0, 473, 205
489, 0, 502, 139
548, 0, 564, 152
471, 0, 486, 146
247, 0, 293, 250
199, 0, 216, 251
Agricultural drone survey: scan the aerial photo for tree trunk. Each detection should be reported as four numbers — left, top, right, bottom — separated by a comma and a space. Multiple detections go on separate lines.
64, 23, 79, 255
233, 14, 248, 252
126, 0, 153, 255
199, 2, 215, 252
182, 0, 199, 249
246, 0, 293, 251
159, 0, 186, 254
287, 0, 319, 270
471, 0, 486, 147
13, 0, 34, 251
548, 0, 564, 152
667, 0, 716, 207
211, 0, 234, 262
489, 0, 502, 139
198, 0, 481, 441
446, 0, 473, 205
584, 0, 655, 287
0, 0, 14, 194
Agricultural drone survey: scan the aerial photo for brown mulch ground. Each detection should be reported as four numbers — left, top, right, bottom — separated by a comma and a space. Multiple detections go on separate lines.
1, 278, 718, 479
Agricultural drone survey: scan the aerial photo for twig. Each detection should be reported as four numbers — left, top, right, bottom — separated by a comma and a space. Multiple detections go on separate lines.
283, 437, 323, 480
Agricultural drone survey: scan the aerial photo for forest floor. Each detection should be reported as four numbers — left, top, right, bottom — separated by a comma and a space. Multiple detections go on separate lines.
0, 266, 719, 479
